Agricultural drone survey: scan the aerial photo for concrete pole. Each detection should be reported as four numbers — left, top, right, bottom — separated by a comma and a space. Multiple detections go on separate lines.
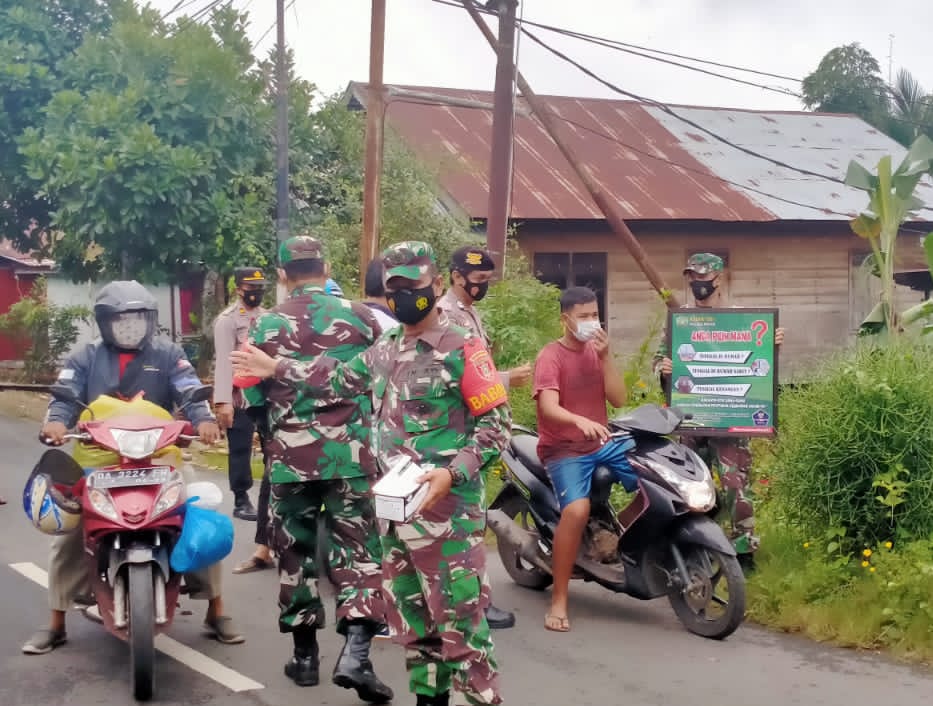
360, 0, 387, 290
484, 0, 519, 277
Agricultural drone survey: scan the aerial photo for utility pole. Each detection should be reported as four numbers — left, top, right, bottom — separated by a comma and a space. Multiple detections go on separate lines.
460, 0, 679, 308
360, 0, 386, 289
275, 0, 289, 247
484, 0, 518, 277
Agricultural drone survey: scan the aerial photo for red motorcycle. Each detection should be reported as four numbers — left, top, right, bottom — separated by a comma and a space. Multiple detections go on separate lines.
30, 384, 220, 701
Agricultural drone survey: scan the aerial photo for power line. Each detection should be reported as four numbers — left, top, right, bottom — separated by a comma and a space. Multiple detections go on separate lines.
161, 0, 204, 20
255, 0, 297, 47
517, 26, 851, 186
431, 0, 933, 114
173, 0, 231, 34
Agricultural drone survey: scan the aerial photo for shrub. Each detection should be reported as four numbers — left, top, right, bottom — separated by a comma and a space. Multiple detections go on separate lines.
479, 241, 562, 429
0, 278, 91, 383
770, 337, 933, 547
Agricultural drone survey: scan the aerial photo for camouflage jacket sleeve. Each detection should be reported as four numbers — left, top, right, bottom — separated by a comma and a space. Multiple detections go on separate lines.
445, 345, 512, 482
242, 311, 292, 408
274, 345, 374, 402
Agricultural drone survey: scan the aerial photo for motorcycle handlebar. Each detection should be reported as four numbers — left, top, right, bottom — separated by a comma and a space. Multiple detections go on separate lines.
38, 432, 91, 446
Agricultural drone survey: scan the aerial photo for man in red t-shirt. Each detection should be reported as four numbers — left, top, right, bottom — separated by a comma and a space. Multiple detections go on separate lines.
532, 286, 637, 633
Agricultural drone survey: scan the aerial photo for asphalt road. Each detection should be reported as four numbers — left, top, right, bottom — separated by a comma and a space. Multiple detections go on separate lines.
1, 415, 931, 706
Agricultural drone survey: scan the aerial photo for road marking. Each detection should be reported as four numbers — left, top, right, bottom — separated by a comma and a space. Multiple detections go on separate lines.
8, 562, 263, 693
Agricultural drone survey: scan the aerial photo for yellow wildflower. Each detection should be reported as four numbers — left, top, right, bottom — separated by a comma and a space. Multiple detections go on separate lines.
861, 560, 870, 568
802, 542, 810, 549
869, 567, 876, 573
884, 541, 893, 549
863, 548, 872, 558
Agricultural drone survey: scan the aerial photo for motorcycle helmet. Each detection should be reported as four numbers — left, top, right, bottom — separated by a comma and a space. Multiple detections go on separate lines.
94, 280, 159, 351
23, 449, 84, 535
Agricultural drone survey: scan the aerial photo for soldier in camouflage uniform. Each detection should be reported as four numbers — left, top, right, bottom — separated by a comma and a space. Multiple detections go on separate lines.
232, 241, 511, 706
653, 253, 784, 566
239, 236, 392, 701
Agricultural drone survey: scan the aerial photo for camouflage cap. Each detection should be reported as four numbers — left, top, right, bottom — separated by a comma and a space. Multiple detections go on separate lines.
683, 253, 724, 275
381, 241, 437, 282
279, 235, 324, 265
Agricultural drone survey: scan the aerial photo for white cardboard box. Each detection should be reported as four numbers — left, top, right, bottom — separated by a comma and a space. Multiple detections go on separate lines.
372, 456, 431, 523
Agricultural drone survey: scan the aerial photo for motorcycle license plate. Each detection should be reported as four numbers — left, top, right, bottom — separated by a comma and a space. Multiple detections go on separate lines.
91, 466, 173, 489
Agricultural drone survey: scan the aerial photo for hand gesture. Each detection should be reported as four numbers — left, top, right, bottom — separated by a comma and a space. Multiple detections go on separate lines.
197, 421, 221, 445
658, 357, 673, 376
775, 327, 785, 347
231, 344, 277, 379
591, 327, 610, 359
574, 416, 610, 442
41, 421, 68, 445
214, 403, 234, 430
508, 363, 533, 388
417, 467, 454, 513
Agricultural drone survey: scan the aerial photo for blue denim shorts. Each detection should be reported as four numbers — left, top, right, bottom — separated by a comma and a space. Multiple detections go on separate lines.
545, 437, 638, 509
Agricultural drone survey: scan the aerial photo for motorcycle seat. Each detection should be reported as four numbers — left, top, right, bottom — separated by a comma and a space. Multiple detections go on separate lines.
510, 434, 552, 486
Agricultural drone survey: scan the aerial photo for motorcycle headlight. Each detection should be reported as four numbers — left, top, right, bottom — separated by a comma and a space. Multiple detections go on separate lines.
642, 458, 717, 512
152, 477, 185, 517
89, 488, 119, 521
110, 428, 163, 459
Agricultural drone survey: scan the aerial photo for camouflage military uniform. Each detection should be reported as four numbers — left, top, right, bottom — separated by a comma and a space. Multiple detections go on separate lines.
273, 242, 511, 705
243, 242, 386, 636
653, 253, 759, 555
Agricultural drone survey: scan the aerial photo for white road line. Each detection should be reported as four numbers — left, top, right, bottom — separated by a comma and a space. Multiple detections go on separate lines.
8, 562, 263, 693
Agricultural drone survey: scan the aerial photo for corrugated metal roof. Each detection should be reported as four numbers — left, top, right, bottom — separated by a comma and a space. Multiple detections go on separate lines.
349, 82, 933, 222
0, 240, 54, 268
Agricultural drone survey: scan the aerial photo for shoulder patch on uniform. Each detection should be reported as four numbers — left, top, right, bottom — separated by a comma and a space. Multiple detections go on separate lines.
460, 336, 507, 416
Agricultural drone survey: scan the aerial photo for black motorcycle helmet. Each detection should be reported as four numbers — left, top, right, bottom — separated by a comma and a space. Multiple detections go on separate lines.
94, 280, 159, 351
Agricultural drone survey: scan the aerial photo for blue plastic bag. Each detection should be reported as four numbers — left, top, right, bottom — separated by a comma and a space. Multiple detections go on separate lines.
169, 499, 234, 574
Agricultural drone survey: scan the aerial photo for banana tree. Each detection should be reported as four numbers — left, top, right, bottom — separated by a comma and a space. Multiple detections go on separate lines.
845, 135, 933, 336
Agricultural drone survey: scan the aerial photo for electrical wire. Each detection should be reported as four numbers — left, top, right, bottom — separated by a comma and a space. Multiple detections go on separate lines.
255, 0, 297, 47
161, 0, 203, 20
430, 0, 933, 114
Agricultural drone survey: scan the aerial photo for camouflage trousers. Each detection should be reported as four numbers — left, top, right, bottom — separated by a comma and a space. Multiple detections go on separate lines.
381, 521, 500, 705
269, 476, 385, 633
682, 436, 758, 554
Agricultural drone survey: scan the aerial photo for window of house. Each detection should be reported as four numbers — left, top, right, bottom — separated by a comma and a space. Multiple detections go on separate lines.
849, 250, 881, 332
533, 252, 608, 327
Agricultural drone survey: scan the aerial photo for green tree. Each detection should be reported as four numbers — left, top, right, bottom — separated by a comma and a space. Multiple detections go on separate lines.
291, 94, 475, 290
885, 69, 933, 147
18, 3, 273, 283
801, 43, 890, 130
0, 0, 111, 250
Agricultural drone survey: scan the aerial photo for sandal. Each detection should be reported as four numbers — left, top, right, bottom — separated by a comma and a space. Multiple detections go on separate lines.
203, 615, 245, 644
544, 613, 571, 633
232, 555, 274, 574
22, 628, 67, 655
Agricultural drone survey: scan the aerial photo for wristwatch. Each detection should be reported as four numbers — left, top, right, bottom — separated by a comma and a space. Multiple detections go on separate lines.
447, 467, 468, 487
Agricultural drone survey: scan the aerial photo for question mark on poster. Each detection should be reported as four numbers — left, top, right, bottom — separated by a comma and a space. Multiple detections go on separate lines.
751, 319, 768, 347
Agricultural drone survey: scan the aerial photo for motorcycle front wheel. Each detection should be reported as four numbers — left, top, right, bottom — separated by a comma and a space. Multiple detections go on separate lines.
667, 545, 745, 640
128, 563, 156, 701
496, 493, 553, 590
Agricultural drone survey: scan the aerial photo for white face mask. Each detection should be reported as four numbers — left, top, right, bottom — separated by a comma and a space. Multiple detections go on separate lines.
111, 312, 149, 349
572, 319, 601, 342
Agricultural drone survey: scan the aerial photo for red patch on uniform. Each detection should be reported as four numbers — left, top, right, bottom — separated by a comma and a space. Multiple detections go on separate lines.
460, 337, 507, 416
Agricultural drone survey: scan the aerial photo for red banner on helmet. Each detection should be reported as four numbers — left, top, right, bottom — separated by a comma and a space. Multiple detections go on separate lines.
460, 336, 507, 416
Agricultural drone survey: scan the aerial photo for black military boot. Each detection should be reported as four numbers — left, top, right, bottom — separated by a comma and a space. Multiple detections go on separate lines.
485, 603, 516, 630
416, 693, 450, 706
332, 620, 394, 703
284, 629, 319, 687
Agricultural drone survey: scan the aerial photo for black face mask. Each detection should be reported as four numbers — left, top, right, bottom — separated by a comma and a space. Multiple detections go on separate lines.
242, 290, 264, 308
466, 280, 489, 302
387, 285, 437, 325
690, 280, 717, 301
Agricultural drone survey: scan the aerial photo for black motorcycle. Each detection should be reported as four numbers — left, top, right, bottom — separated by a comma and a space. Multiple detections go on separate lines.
487, 404, 745, 639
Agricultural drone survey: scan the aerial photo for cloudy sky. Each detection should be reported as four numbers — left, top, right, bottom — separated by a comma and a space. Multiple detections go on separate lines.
150, 0, 933, 112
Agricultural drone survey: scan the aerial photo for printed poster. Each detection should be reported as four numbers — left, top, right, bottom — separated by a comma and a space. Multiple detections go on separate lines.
665, 308, 778, 437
